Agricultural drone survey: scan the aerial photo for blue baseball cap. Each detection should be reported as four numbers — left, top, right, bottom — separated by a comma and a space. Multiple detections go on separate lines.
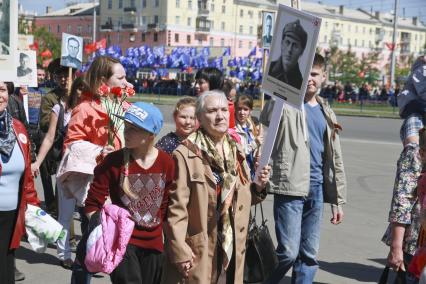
115, 102, 163, 135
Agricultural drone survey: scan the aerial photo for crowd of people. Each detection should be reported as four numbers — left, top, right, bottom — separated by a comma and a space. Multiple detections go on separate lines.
319, 81, 401, 106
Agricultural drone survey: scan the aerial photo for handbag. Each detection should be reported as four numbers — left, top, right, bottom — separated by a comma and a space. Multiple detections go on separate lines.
243, 203, 278, 284
378, 266, 407, 284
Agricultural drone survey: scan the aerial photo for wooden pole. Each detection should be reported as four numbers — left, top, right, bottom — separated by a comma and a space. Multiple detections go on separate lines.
68, 67, 72, 96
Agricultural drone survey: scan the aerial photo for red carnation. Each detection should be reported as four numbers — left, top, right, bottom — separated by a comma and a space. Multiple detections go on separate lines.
125, 87, 135, 97
111, 86, 123, 97
98, 84, 110, 96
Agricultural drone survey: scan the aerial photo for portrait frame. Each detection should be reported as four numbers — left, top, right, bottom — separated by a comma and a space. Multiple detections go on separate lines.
15, 50, 37, 87
262, 11, 275, 49
0, 0, 17, 82
261, 4, 322, 109
60, 33, 83, 69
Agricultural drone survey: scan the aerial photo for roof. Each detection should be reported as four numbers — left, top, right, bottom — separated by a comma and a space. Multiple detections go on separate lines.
40, 2, 99, 17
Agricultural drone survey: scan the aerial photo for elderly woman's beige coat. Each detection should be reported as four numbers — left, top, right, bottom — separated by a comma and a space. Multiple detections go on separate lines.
162, 143, 265, 284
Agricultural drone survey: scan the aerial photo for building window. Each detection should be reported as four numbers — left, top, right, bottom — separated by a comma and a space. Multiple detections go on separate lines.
142, 0, 146, 7
108, 0, 112, 9
209, 37, 214, 46
176, 16, 180, 25
221, 38, 224, 46
87, 25, 92, 33
118, 33, 123, 43
240, 9, 243, 17
211, 20, 214, 29
369, 28, 373, 35
119, 0, 123, 8
141, 33, 146, 42
221, 22, 225, 31
238, 40, 242, 48
347, 25, 351, 32
211, 3, 214, 11
67, 25, 72, 33
239, 25, 243, 33
188, 0, 192, 8
175, 33, 179, 42
176, 0, 180, 8
187, 17, 191, 26
325, 21, 328, 28
354, 39, 357, 46
362, 40, 365, 47
248, 41, 252, 49
355, 26, 358, 33
154, 33, 158, 42
198, 39, 202, 45
77, 25, 82, 33
57, 25, 61, 33
154, 15, 159, 24
249, 26, 253, 34
154, 0, 159, 7
324, 35, 327, 43
347, 38, 351, 45
363, 27, 366, 33
187, 35, 191, 44
248, 10, 253, 19
48, 25, 51, 32
222, 5, 225, 13
142, 16, 146, 25
130, 0, 135, 6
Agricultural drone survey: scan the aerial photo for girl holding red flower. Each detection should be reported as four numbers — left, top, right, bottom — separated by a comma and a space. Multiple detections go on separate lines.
62, 56, 134, 282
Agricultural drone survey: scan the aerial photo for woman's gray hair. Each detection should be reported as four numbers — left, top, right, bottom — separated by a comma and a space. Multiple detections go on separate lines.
196, 90, 228, 118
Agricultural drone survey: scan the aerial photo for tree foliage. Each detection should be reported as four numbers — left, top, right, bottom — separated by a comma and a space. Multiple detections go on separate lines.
33, 26, 61, 65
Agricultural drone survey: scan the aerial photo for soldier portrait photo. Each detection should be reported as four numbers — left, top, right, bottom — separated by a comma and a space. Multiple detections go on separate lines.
268, 19, 307, 90
17, 52, 32, 77
60, 33, 83, 69
262, 4, 322, 108
262, 12, 274, 48
15, 50, 37, 87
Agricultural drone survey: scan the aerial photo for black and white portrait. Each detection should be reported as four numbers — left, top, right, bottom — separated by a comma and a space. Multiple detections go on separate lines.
0, 0, 10, 55
60, 33, 83, 69
16, 50, 37, 87
262, 4, 321, 108
262, 12, 274, 48
0, 0, 17, 82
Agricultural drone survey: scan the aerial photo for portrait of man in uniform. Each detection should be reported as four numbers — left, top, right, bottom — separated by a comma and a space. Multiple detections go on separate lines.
262, 14, 273, 47
268, 19, 307, 90
17, 52, 32, 77
60, 35, 82, 69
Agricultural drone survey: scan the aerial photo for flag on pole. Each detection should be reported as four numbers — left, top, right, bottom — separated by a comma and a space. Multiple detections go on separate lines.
248, 46, 256, 57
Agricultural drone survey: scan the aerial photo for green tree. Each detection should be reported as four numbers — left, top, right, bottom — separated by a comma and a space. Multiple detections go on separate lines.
33, 26, 61, 65
358, 51, 381, 85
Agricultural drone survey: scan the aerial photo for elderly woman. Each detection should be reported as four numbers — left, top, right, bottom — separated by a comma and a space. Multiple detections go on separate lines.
163, 90, 271, 284
0, 81, 40, 283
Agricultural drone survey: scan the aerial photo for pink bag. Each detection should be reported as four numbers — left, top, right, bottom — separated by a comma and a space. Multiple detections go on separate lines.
84, 204, 135, 274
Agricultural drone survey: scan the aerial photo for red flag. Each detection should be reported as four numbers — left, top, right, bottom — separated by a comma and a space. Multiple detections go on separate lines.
29, 41, 39, 51
96, 38, 106, 50
40, 49, 52, 58
84, 43, 97, 54
385, 42, 395, 51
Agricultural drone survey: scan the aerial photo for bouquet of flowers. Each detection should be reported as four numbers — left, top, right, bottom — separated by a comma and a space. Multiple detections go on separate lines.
98, 84, 135, 145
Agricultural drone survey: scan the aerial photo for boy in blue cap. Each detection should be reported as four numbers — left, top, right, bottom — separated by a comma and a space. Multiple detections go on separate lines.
84, 102, 175, 284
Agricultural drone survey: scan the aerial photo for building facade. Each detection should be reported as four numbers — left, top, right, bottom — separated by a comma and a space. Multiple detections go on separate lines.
34, 3, 100, 45
99, 0, 282, 56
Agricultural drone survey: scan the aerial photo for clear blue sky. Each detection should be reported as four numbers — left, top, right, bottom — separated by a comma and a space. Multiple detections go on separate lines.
19, 0, 426, 23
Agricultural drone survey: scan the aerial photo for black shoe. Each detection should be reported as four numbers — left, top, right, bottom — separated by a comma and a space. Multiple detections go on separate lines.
15, 268, 25, 282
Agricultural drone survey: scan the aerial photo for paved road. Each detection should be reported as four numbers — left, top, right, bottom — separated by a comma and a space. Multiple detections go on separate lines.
16, 108, 405, 283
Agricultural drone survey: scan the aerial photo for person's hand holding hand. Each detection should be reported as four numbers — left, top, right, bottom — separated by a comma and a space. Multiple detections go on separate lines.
176, 251, 196, 278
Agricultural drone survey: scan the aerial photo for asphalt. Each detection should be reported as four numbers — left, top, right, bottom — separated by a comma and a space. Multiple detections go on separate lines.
15, 105, 405, 283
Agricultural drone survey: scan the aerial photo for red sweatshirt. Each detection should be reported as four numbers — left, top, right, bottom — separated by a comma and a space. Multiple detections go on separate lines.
85, 148, 175, 252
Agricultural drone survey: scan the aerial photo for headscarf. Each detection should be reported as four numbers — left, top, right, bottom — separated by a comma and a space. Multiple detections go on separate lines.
0, 110, 17, 159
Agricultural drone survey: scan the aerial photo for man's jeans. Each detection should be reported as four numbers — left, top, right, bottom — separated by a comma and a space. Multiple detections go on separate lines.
266, 184, 324, 284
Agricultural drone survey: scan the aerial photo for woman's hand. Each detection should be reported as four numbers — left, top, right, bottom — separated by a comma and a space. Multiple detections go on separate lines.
387, 245, 405, 272
176, 251, 196, 278
31, 162, 40, 178
255, 165, 271, 192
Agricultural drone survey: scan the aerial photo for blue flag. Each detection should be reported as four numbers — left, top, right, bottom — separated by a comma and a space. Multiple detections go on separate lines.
222, 47, 231, 56
248, 46, 256, 57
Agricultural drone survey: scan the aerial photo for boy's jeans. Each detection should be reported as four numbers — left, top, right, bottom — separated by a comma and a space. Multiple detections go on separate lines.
266, 184, 324, 284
